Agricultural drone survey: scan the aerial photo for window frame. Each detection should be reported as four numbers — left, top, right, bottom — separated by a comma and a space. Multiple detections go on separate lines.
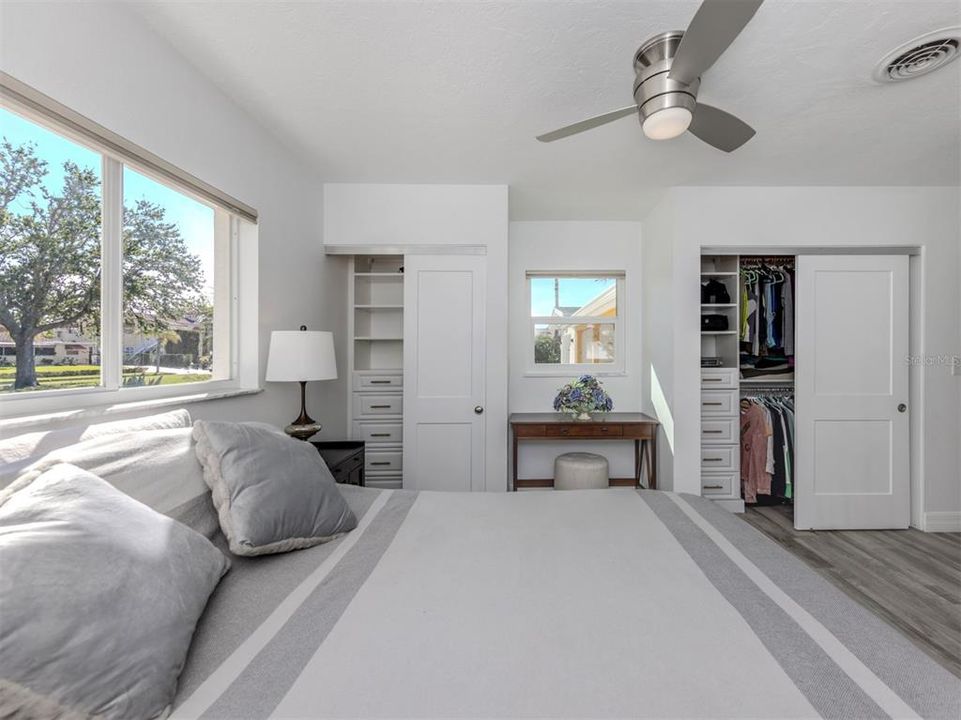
525, 272, 626, 376
0, 95, 256, 419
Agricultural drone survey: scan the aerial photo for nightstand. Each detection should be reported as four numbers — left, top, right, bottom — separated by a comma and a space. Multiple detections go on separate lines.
311, 441, 365, 487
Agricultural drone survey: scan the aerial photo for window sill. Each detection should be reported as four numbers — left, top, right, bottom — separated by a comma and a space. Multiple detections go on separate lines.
0, 387, 263, 434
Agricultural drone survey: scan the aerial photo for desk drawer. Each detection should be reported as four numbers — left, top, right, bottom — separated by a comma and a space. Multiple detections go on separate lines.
353, 394, 403, 417
353, 422, 403, 445
545, 424, 623, 438
514, 424, 546, 437
701, 418, 738, 444
700, 445, 739, 471
701, 368, 737, 389
701, 390, 738, 417
701, 471, 737, 496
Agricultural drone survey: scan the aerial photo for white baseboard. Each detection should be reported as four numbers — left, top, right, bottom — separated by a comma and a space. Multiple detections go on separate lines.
923, 511, 961, 533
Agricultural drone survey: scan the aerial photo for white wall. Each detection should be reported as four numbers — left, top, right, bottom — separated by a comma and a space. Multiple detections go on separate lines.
509, 222, 643, 481
0, 2, 347, 436
324, 183, 506, 249
641, 187, 961, 527
322, 183, 510, 491
639, 206, 675, 491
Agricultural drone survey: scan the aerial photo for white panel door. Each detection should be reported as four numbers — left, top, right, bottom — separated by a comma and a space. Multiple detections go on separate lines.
404, 255, 486, 491
795, 255, 909, 529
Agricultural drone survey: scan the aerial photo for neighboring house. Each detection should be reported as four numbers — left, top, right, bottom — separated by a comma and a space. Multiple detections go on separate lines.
533, 285, 616, 365
0, 315, 209, 369
565, 284, 616, 364
0, 329, 97, 366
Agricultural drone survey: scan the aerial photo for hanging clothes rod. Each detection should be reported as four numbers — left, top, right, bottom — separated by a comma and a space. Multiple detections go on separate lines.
741, 386, 795, 394
740, 256, 795, 265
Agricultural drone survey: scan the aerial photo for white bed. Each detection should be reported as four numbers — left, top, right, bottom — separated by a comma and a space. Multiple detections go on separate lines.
172, 487, 960, 720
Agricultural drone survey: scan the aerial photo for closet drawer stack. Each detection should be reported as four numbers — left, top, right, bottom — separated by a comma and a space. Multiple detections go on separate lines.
348, 255, 405, 490
700, 254, 742, 509
700, 369, 740, 497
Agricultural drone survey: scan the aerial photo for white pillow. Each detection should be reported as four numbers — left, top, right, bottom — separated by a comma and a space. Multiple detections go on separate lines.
0, 409, 191, 484
0, 464, 229, 720
8, 427, 217, 538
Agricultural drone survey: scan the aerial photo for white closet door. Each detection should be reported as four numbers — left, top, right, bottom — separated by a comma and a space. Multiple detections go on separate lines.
795, 255, 909, 529
403, 255, 486, 491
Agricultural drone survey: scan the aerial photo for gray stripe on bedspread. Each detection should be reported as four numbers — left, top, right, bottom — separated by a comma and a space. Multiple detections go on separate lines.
175, 485, 383, 702
200, 490, 418, 720
639, 490, 888, 720
167, 492, 220, 540
681, 492, 961, 720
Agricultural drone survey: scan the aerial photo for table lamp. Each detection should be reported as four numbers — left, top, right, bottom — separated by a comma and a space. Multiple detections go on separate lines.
265, 325, 337, 440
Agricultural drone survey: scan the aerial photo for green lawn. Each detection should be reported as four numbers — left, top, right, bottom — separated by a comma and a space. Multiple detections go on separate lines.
0, 365, 211, 392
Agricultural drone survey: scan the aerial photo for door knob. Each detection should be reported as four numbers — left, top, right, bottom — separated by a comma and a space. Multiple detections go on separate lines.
897, 403, 907, 413
474, 406, 484, 414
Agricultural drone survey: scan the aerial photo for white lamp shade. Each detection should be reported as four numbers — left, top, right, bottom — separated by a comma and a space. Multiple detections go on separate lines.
265, 330, 337, 382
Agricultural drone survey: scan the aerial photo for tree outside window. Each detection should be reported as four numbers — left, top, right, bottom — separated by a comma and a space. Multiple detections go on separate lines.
0, 108, 215, 392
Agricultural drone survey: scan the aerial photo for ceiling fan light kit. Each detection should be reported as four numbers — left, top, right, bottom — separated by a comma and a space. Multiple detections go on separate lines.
642, 106, 693, 140
634, 31, 698, 140
536, 0, 764, 152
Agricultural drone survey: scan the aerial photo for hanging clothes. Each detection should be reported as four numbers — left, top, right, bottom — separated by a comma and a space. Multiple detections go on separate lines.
740, 401, 772, 503
739, 258, 795, 380
740, 393, 795, 503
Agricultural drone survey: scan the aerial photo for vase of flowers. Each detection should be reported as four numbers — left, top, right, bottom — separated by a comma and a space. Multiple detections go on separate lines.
553, 375, 614, 420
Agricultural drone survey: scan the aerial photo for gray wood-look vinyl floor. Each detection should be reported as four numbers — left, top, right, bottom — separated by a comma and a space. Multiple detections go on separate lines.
741, 504, 961, 678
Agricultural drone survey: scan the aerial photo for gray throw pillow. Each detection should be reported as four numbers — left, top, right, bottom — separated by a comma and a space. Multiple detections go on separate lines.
0, 463, 229, 720
192, 421, 357, 556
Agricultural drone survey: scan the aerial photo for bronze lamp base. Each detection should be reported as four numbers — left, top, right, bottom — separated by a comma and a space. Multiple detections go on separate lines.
285, 380, 321, 441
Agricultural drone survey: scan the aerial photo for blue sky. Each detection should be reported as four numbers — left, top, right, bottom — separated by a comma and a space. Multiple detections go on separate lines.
530, 277, 615, 317
1, 107, 214, 299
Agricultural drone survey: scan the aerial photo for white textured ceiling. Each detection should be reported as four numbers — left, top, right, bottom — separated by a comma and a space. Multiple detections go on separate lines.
132, 0, 961, 219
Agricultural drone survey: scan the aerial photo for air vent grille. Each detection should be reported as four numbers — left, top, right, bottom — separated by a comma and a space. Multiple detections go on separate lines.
874, 28, 961, 82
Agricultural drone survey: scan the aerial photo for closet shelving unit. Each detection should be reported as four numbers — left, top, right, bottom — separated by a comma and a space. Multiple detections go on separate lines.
347, 255, 405, 489
700, 255, 743, 512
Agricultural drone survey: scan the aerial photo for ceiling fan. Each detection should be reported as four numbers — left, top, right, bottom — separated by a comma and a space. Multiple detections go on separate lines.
536, 0, 763, 152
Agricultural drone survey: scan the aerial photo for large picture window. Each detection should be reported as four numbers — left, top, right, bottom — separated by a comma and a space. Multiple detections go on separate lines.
0, 102, 239, 400
527, 273, 625, 374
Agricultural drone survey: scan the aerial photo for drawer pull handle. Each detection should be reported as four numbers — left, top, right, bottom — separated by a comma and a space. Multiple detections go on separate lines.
369, 405, 392, 409
703, 458, 724, 462
370, 461, 391, 466
370, 433, 391, 438
369, 380, 392, 384
703, 378, 723, 382
703, 402, 723, 406
703, 484, 725, 490
703, 430, 724, 434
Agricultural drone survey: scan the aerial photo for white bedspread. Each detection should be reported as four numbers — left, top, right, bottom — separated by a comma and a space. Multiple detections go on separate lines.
173, 488, 961, 720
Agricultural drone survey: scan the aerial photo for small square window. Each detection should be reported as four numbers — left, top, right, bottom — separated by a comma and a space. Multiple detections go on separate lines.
527, 274, 624, 374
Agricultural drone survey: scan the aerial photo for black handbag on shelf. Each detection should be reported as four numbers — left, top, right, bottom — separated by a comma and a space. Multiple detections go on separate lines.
701, 314, 729, 331
701, 279, 731, 304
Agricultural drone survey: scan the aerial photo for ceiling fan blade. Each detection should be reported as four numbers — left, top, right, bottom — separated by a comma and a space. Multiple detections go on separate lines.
669, 0, 764, 86
688, 103, 756, 152
536, 106, 639, 142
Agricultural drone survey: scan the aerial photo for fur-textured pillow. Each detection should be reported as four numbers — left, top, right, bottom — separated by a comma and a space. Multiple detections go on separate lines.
192, 421, 357, 556
0, 464, 229, 720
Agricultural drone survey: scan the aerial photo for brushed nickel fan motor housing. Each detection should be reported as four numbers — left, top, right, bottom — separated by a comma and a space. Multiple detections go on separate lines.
632, 31, 700, 123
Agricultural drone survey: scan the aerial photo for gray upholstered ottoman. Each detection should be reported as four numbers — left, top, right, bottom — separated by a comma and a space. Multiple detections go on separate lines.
553, 452, 609, 490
